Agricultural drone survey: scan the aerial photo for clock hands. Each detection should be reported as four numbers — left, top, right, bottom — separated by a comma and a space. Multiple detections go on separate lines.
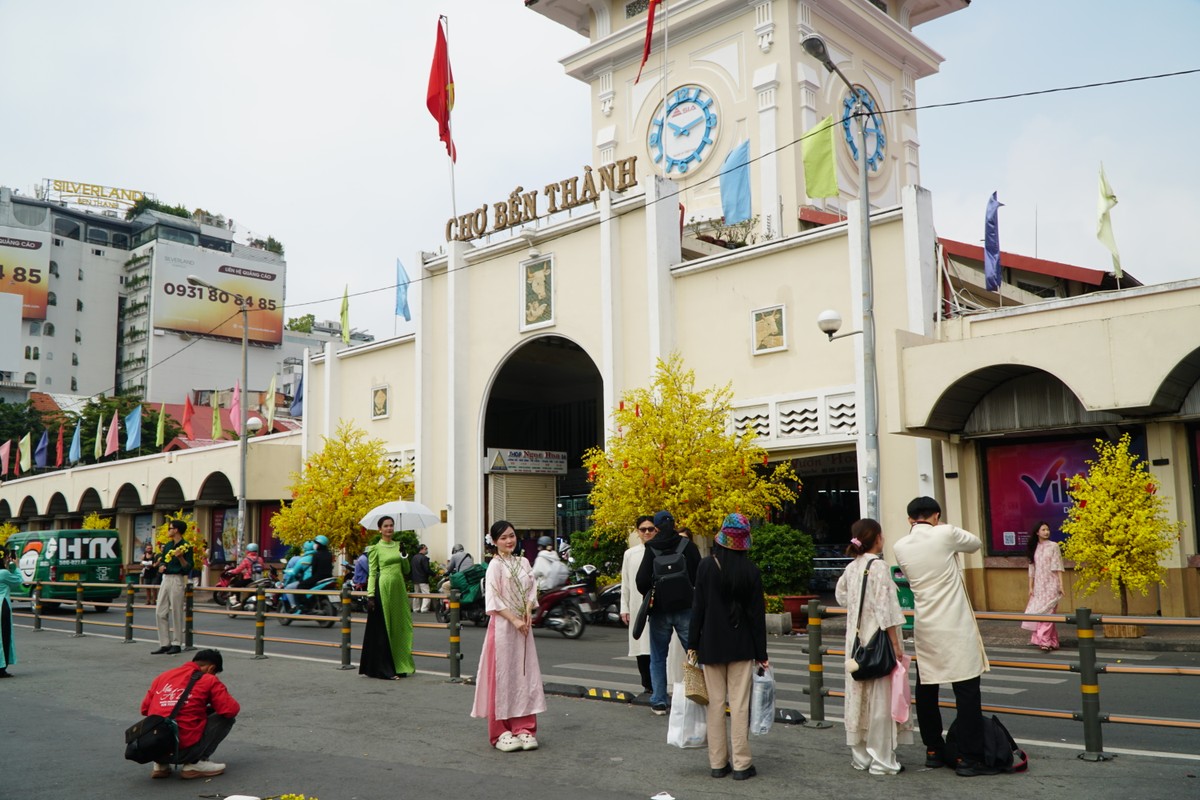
667, 115, 705, 137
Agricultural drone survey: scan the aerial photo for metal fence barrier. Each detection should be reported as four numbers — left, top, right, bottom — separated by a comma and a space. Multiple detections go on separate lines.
14, 579, 464, 680
801, 598, 1200, 760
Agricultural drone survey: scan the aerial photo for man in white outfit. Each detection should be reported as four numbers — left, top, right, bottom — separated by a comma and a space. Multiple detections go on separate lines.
892, 496, 995, 777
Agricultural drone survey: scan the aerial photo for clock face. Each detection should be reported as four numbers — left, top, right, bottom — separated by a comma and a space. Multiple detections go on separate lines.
647, 85, 719, 175
841, 85, 886, 172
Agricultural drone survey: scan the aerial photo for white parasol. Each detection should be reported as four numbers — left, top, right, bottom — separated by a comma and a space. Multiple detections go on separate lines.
359, 500, 440, 531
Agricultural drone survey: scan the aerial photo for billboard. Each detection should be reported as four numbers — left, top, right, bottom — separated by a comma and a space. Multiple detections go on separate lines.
152, 240, 284, 344
981, 431, 1147, 555
0, 227, 50, 319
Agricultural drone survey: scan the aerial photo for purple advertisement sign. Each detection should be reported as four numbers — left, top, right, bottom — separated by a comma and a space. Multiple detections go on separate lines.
981, 432, 1146, 555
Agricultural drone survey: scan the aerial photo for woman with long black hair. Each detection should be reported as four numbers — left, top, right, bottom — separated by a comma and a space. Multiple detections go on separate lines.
688, 513, 769, 781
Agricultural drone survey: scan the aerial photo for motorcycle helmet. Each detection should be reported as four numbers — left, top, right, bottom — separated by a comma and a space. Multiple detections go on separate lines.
537, 535, 553, 549
452, 543, 464, 554
302, 541, 316, 554
314, 534, 330, 548
246, 543, 259, 553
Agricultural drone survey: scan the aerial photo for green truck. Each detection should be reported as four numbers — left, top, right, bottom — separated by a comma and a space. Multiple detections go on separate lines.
5, 529, 124, 611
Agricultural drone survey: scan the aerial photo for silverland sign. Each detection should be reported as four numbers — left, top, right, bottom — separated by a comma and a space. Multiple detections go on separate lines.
51, 179, 146, 210
446, 156, 638, 242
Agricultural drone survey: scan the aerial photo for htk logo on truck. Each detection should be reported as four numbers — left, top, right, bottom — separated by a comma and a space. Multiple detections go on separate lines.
59, 536, 118, 563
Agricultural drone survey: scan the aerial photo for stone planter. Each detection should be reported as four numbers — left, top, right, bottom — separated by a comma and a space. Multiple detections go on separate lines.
764, 612, 793, 636
781, 594, 819, 632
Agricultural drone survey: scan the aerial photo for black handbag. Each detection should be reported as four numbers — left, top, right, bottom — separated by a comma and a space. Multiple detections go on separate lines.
848, 558, 897, 682
124, 671, 203, 764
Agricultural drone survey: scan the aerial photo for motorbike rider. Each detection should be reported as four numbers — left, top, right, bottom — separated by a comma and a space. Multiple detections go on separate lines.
225, 544, 264, 609
282, 541, 314, 610
293, 535, 334, 614
447, 543, 474, 575
532, 536, 569, 594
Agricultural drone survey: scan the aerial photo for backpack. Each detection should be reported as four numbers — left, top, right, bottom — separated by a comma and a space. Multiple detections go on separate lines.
650, 538, 693, 612
946, 714, 1028, 773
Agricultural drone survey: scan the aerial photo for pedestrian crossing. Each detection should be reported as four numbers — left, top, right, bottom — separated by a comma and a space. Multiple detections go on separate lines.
538, 635, 1167, 713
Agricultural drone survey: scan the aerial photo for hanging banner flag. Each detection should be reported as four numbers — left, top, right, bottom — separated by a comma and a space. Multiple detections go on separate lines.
719, 140, 752, 225
93, 415, 103, 460
19, 433, 32, 472
105, 411, 120, 456
802, 115, 838, 199
211, 392, 223, 440
125, 405, 143, 451
290, 376, 304, 418
396, 259, 412, 322
426, 16, 457, 161
635, 0, 663, 84
264, 375, 277, 435
230, 381, 243, 436
1097, 163, 1122, 279
0, 440, 9, 476
33, 430, 49, 468
340, 286, 350, 344
182, 395, 195, 439
156, 403, 167, 448
55, 425, 63, 468
69, 421, 82, 464
984, 191, 1004, 292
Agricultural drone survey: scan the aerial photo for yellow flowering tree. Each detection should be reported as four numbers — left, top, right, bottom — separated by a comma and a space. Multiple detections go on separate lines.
154, 509, 204, 565
272, 421, 413, 555
1060, 434, 1183, 615
0, 521, 18, 548
81, 512, 113, 530
583, 353, 798, 547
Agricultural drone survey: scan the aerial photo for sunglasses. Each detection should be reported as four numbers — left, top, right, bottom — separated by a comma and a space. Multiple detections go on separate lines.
637, 526, 657, 533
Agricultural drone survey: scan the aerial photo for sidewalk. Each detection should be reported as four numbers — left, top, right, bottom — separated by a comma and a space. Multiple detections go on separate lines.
9, 625, 1198, 800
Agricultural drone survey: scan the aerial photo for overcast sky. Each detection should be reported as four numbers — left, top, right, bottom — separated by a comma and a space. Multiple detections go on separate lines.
2, 1, 1196, 339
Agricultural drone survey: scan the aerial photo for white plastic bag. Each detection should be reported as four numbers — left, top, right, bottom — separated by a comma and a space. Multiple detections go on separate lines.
750, 666, 775, 736
666, 682, 707, 748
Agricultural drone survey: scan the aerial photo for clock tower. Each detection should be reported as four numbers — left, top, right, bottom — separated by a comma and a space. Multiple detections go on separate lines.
525, 0, 966, 238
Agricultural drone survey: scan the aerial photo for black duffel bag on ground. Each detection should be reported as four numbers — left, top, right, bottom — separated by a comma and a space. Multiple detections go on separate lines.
124, 671, 202, 764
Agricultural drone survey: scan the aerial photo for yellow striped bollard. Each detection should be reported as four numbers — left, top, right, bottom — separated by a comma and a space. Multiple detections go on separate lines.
803, 598, 832, 728
73, 581, 85, 637
32, 581, 43, 631
339, 582, 354, 670
448, 587, 462, 682
1075, 607, 1112, 761
123, 581, 136, 643
184, 582, 194, 651
253, 585, 267, 659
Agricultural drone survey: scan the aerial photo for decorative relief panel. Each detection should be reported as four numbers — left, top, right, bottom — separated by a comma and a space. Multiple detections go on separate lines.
731, 387, 859, 447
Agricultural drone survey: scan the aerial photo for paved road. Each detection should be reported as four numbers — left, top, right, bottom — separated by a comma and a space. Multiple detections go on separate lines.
7, 623, 1199, 800
23, 601, 1200, 760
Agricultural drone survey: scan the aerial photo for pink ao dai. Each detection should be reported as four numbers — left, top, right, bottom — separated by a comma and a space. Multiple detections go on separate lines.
470, 555, 546, 721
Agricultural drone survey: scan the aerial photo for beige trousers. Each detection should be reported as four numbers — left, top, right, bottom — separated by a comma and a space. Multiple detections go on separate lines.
703, 660, 754, 771
156, 574, 186, 647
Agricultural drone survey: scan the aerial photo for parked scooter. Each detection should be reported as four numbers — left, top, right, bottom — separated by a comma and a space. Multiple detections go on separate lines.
530, 583, 590, 639
211, 568, 245, 606
595, 580, 623, 625
435, 562, 488, 627
226, 568, 279, 618
275, 576, 339, 628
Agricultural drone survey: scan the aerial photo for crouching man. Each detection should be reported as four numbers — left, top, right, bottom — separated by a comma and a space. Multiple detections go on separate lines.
140, 648, 240, 780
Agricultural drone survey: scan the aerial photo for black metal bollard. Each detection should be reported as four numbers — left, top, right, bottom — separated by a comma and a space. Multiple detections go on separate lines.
1074, 608, 1112, 761
339, 583, 354, 670
123, 582, 136, 643
448, 588, 463, 682
803, 598, 832, 728
73, 581, 85, 637
253, 586, 267, 659
183, 582, 194, 651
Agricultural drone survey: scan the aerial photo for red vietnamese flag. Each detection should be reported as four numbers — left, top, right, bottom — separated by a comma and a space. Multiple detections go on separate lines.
635, 0, 663, 84
182, 395, 195, 439
426, 17, 456, 161
55, 426, 63, 467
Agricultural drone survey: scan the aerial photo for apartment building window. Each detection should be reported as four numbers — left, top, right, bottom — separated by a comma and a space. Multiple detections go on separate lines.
78, 268, 84, 280
75, 329, 82, 344
47, 292, 57, 307
29, 321, 40, 336
72, 353, 79, 366
24, 372, 35, 385
53, 218, 81, 240
77, 299, 84, 311
44, 377, 51, 386
45, 351, 53, 361
71, 377, 77, 391
92, 248, 105, 256
44, 323, 55, 336
49, 261, 59, 278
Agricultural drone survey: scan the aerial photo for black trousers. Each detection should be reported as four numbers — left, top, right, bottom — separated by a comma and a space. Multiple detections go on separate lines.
636, 654, 652, 693
914, 664, 983, 762
177, 714, 236, 764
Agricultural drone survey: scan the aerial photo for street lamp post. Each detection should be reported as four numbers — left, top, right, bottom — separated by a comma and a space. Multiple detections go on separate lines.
186, 274, 261, 561
802, 33, 880, 523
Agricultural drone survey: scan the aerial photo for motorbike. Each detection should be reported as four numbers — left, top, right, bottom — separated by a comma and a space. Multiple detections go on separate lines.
226, 568, 279, 618
530, 583, 590, 639
275, 576, 339, 628
595, 580, 623, 625
567, 563, 607, 625
211, 568, 248, 606
435, 563, 488, 627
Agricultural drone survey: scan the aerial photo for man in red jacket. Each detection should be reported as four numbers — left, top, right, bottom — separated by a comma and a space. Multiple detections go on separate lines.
140, 649, 240, 780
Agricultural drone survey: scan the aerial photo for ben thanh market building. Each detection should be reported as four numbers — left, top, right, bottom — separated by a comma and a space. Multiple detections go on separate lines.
2, 0, 1198, 615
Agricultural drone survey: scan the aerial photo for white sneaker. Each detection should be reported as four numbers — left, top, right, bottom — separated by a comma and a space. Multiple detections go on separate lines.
517, 733, 539, 751
494, 732, 522, 752
180, 760, 226, 779
150, 762, 171, 779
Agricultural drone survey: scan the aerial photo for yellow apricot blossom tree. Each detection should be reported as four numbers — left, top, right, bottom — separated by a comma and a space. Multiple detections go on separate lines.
154, 509, 204, 565
82, 512, 113, 529
0, 521, 18, 548
272, 421, 413, 555
583, 354, 798, 546
1060, 433, 1183, 615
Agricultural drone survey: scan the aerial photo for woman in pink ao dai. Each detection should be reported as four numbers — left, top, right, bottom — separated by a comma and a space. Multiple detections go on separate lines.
1022, 521, 1064, 651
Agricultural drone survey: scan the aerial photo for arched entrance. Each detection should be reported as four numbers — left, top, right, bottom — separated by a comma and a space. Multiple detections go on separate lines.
482, 335, 602, 550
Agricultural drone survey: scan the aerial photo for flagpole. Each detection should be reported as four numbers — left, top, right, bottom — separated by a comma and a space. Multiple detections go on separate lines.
660, 1, 668, 178
443, 15, 458, 222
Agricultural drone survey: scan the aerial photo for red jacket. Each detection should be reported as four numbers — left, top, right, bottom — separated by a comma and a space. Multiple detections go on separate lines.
228, 553, 264, 580
140, 663, 240, 749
